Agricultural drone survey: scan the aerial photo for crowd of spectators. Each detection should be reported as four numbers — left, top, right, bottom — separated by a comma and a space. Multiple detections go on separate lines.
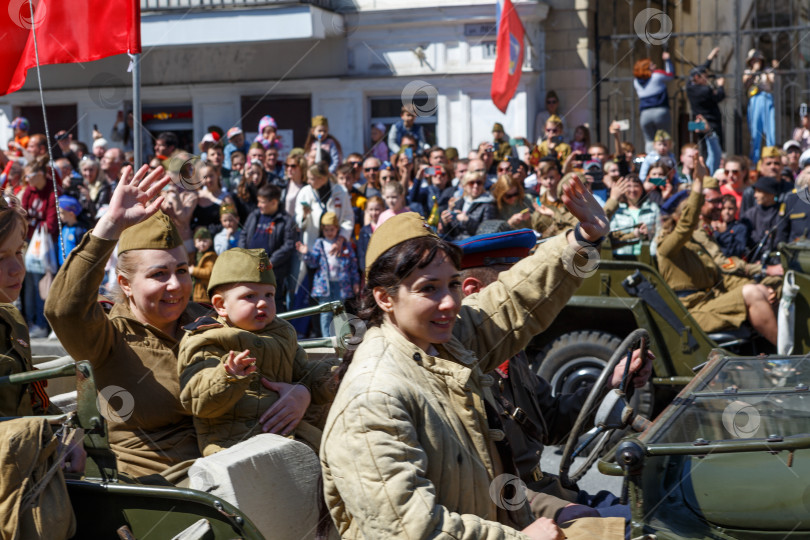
4, 51, 810, 341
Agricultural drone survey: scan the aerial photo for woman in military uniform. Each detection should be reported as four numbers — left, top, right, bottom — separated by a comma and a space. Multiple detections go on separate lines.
45, 165, 313, 481
320, 177, 624, 539
656, 174, 778, 344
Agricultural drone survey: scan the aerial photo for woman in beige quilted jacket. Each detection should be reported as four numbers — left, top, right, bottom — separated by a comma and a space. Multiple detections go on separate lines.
320, 177, 621, 540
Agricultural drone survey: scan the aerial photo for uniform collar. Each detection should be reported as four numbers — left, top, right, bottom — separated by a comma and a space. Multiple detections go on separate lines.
109, 301, 210, 341
378, 320, 478, 386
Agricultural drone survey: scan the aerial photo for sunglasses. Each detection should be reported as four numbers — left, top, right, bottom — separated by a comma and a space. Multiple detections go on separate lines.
466, 180, 485, 186
504, 191, 519, 199
726, 169, 741, 175
364, 167, 380, 172
285, 163, 298, 168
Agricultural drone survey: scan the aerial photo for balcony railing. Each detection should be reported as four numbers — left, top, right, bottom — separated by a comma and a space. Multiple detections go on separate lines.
141, 0, 334, 12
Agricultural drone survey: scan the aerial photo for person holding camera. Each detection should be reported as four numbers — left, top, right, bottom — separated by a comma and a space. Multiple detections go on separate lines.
687, 47, 725, 147
534, 115, 572, 164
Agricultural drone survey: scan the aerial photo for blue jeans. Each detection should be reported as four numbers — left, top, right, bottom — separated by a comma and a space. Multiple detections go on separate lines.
318, 281, 343, 338
747, 91, 775, 163
639, 106, 671, 154
22, 272, 47, 329
704, 131, 722, 176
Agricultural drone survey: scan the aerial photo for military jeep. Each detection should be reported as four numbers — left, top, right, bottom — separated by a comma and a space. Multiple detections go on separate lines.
1, 302, 352, 539
600, 349, 810, 538
528, 239, 779, 420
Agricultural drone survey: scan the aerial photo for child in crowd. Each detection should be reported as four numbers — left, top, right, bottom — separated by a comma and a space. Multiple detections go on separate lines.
369, 122, 389, 162
296, 212, 360, 337
336, 163, 366, 236
303, 116, 342, 173
191, 227, 217, 303
254, 116, 282, 151
713, 195, 749, 258
240, 184, 297, 311
214, 204, 240, 254
570, 124, 591, 155
9, 117, 29, 157
639, 130, 677, 182
387, 106, 430, 155
57, 195, 87, 266
356, 195, 384, 277
178, 248, 335, 456
377, 180, 416, 228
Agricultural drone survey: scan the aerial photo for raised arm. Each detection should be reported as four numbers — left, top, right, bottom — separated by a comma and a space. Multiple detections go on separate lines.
455, 177, 608, 373
45, 165, 170, 369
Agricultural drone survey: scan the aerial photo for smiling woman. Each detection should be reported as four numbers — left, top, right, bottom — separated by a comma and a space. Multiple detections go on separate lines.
320, 191, 611, 539
44, 165, 312, 482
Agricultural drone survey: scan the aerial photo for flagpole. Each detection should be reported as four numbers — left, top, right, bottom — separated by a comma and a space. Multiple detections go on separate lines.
132, 53, 142, 168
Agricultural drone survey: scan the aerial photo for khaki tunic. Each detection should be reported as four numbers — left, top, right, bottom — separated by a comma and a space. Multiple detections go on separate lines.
44, 233, 207, 478
692, 221, 761, 278
321, 233, 623, 539
0, 305, 49, 417
657, 191, 748, 333
177, 316, 336, 456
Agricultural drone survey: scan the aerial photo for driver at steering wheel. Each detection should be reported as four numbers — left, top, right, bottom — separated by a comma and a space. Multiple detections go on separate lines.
456, 229, 653, 529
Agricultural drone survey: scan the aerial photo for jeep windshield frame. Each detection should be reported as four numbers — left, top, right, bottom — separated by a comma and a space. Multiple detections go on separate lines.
637, 352, 810, 454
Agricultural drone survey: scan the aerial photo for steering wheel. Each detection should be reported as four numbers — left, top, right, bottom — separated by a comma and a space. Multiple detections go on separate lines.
558, 328, 649, 490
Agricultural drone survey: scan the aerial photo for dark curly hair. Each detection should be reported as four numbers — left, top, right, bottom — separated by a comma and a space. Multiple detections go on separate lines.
335, 235, 462, 380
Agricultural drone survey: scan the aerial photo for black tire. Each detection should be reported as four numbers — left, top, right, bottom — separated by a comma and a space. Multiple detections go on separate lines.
535, 330, 654, 419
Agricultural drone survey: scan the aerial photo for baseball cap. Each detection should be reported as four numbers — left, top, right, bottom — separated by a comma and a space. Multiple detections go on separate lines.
783, 140, 802, 153
227, 127, 243, 139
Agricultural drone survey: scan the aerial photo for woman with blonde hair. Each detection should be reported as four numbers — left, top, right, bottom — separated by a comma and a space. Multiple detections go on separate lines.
439, 170, 497, 240
491, 173, 533, 229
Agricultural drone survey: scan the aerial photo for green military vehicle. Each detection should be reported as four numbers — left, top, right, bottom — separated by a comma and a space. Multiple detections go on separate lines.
528, 239, 782, 420
1, 302, 352, 539
548, 327, 810, 538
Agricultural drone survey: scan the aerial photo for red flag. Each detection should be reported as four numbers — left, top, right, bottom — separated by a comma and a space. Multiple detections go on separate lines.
490, 0, 525, 113
0, 0, 141, 96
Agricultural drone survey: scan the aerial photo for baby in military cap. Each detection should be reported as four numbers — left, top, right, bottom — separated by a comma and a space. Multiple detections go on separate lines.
177, 248, 336, 456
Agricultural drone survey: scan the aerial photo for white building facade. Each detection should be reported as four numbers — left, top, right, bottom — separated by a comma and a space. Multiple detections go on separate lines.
0, 0, 599, 159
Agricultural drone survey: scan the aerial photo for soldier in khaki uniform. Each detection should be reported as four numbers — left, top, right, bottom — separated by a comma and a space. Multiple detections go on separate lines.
177, 248, 335, 456
45, 165, 313, 480
322, 178, 625, 540
693, 175, 764, 279
492, 122, 513, 163
656, 175, 778, 344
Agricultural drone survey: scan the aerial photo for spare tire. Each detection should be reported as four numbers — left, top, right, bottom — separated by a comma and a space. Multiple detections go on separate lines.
535, 330, 653, 418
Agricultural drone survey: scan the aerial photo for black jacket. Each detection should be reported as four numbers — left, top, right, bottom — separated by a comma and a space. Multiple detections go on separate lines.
238, 209, 298, 283
441, 195, 497, 240
777, 190, 810, 245
489, 351, 590, 482
742, 203, 779, 262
